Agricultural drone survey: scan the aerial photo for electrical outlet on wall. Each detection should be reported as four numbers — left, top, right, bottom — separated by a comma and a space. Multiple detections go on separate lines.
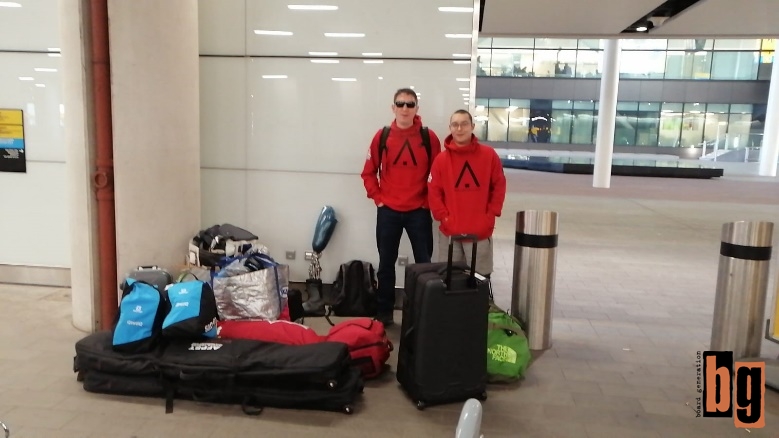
397, 255, 409, 266
285, 250, 296, 260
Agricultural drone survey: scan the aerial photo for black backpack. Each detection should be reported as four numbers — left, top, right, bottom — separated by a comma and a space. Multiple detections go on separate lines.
377, 126, 431, 178
328, 261, 378, 320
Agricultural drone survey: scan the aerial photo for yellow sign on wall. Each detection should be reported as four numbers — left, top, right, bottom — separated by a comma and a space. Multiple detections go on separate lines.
0, 109, 26, 173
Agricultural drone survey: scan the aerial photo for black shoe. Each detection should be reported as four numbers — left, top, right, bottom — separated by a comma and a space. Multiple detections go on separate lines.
376, 312, 395, 327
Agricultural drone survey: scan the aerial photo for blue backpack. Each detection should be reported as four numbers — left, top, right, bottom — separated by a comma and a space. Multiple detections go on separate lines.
162, 280, 219, 339
112, 278, 168, 353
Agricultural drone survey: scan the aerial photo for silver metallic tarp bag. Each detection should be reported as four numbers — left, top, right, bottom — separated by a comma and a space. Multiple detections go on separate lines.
212, 254, 289, 321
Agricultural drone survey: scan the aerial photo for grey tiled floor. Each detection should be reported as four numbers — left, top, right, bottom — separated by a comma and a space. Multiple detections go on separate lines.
3, 168, 779, 437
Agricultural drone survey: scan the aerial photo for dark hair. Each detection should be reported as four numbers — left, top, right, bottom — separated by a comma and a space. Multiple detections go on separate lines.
393, 88, 418, 102
450, 109, 473, 124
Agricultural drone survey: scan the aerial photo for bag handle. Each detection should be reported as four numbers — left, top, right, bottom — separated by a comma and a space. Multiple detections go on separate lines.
446, 234, 478, 290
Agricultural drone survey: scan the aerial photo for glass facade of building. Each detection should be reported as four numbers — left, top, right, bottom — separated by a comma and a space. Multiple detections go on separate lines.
474, 38, 774, 150
473, 98, 766, 150
477, 38, 775, 81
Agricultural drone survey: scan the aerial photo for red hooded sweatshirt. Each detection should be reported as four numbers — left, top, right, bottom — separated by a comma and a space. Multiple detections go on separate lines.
428, 134, 507, 240
361, 115, 441, 211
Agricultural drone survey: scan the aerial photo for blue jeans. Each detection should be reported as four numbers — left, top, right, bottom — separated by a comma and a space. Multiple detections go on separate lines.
375, 206, 433, 314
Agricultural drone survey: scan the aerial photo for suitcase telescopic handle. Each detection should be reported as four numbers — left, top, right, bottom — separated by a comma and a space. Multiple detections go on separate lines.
446, 234, 479, 290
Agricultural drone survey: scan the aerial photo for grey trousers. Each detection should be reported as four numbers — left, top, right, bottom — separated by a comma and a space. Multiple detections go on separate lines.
436, 231, 494, 276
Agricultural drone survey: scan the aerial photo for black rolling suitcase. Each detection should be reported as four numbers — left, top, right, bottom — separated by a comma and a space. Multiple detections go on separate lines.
396, 234, 490, 410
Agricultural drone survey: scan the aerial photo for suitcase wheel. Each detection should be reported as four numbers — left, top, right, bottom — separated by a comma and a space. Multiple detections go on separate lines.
327, 380, 337, 389
416, 400, 426, 411
343, 405, 354, 415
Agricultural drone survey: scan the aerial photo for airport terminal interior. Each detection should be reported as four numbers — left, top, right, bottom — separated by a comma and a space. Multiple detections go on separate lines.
2, 0, 779, 436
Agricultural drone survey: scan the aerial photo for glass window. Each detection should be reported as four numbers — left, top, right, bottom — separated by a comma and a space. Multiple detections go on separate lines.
578, 39, 603, 50
508, 106, 530, 142
490, 49, 533, 77
620, 51, 666, 79
667, 39, 713, 50
713, 39, 761, 50
575, 50, 601, 78
659, 103, 683, 147
711, 51, 759, 80
477, 38, 492, 49
665, 51, 712, 79
614, 101, 638, 146
473, 103, 488, 140
535, 38, 577, 49
571, 100, 595, 144
636, 102, 660, 146
476, 49, 491, 76
492, 38, 534, 48
550, 100, 573, 143
703, 104, 729, 152
727, 104, 755, 150
680, 103, 706, 148
621, 39, 668, 50
533, 49, 576, 77
486, 99, 509, 142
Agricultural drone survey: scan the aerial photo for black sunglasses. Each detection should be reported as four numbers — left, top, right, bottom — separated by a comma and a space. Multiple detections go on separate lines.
394, 101, 417, 108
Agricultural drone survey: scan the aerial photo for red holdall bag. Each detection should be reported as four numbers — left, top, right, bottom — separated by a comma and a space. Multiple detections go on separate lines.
325, 317, 393, 379
217, 320, 323, 346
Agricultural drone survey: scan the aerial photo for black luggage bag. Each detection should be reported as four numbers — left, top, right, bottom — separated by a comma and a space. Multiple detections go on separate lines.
396, 234, 490, 410
73, 332, 363, 415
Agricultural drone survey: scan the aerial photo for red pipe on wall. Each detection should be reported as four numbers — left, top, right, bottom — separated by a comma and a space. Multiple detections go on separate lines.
89, 0, 118, 330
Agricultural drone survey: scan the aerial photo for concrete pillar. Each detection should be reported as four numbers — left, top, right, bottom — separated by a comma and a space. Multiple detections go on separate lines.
592, 39, 621, 189
759, 62, 779, 176
60, 0, 99, 332
108, 0, 201, 281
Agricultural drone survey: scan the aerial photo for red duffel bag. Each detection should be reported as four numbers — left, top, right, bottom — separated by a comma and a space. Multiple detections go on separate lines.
217, 319, 323, 346
325, 317, 392, 379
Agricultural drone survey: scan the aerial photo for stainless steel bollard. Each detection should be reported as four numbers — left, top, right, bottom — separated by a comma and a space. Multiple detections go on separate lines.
711, 221, 773, 359
511, 210, 559, 350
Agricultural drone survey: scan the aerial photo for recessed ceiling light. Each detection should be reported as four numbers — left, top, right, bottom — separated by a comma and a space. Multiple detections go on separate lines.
636, 26, 648, 32
262, 75, 288, 79
459, 88, 469, 91
288, 5, 338, 10
34, 68, 57, 72
18, 77, 33, 81
363, 60, 383, 64
362, 52, 382, 57
309, 51, 338, 56
332, 77, 357, 81
462, 93, 469, 97
445, 34, 471, 39
35, 84, 45, 88
47, 47, 60, 52
410, 86, 415, 89
453, 60, 470, 64
438, 6, 473, 12
456, 78, 469, 82
48, 53, 61, 57
0, 2, 22, 7
325, 32, 365, 38
378, 76, 383, 80
453, 53, 470, 58
311, 59, 339, 63
254, 30, 294, 36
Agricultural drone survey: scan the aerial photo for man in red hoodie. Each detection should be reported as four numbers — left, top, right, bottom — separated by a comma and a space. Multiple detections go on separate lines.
361, 88, 442, 326
428, 109, 506, 276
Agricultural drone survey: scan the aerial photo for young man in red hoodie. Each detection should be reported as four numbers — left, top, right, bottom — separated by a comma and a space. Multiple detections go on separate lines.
361, 88, 442, 326
428, 109, 506, 276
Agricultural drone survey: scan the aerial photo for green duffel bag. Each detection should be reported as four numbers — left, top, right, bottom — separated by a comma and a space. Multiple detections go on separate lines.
487, 303, 531, 383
